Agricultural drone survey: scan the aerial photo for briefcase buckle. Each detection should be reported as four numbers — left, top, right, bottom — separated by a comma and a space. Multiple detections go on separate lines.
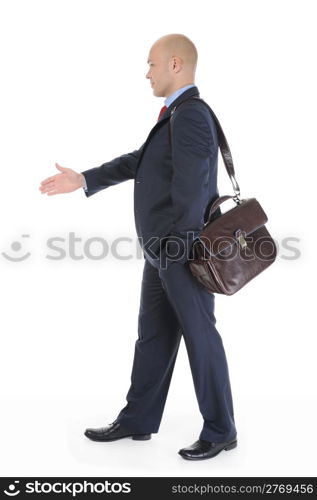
235, 229, 247, 249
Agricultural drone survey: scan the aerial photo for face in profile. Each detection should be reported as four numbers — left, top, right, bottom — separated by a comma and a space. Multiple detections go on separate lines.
146, 44, 173, 98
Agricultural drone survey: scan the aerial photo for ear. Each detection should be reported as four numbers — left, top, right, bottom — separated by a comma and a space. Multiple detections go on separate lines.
171, 55, 183, 72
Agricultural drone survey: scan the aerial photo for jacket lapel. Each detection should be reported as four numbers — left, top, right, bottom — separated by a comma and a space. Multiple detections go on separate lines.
136, 86, 200, 170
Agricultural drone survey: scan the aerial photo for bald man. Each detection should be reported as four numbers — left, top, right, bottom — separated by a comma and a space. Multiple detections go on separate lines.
39, 34, 238, 461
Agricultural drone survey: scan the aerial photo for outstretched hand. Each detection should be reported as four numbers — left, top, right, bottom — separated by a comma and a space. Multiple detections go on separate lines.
39, 163, 85, 195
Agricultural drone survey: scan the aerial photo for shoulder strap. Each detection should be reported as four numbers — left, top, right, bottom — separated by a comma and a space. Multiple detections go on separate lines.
169, 96, 241, 202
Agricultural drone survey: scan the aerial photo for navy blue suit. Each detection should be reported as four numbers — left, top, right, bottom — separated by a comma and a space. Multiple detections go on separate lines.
81, 85, 237, 442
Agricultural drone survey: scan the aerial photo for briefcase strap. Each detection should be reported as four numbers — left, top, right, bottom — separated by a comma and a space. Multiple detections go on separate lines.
169, 96, 241, 203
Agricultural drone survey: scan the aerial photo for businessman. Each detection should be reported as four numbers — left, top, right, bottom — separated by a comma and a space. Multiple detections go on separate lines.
39, 33, 238, 460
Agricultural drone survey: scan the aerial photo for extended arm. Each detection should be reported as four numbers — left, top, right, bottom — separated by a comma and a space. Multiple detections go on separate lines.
81, 145, 144, 197
39, 144, 144, 197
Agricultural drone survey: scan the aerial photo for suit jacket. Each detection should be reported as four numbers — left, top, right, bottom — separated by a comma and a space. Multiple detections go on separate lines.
81, 85, 220, 270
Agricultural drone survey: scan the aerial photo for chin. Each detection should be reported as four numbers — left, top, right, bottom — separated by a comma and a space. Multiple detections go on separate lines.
153, 88, 163, 97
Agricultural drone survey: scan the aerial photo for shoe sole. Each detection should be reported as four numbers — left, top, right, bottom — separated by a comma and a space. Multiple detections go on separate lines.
179, 440, 237, 460
84, 432, 151, 442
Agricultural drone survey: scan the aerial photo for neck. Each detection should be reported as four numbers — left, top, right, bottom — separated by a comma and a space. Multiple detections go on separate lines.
165, 82, 195, 98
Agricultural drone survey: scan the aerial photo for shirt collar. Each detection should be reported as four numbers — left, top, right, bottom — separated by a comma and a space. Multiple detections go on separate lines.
164, 84, 196, 108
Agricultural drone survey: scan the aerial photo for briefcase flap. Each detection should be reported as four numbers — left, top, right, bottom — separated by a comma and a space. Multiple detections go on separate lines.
198, 197, 269, 257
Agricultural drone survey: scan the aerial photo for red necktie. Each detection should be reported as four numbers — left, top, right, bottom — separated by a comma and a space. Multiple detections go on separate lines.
157, 105, 167, 121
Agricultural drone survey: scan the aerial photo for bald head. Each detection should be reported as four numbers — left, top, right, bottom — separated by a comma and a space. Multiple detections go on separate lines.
152, 34, 198, 72
146, 33, 198, 99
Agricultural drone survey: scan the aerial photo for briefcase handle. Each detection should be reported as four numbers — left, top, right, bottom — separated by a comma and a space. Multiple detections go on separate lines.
170, 96, 241, 202
207, 195, 237, 222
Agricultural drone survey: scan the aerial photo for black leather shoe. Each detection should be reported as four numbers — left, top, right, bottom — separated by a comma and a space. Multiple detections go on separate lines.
84, 420, 151, 442
178, 437, 237, 460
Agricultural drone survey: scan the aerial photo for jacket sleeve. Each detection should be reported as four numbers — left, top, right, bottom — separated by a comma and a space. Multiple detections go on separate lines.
160, 103, 218, 268
81, 144, 144, 197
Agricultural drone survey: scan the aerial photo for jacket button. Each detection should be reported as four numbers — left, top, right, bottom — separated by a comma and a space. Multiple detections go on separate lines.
136, 180, 141, 184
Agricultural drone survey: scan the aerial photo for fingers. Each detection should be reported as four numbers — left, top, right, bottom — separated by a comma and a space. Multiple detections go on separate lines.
40, 176, 57, 186
39, 164, 67, 195
40, 173, 63, 191
41, 184, 59, 195
39, 181, 55, 194
39, 178, 57, 194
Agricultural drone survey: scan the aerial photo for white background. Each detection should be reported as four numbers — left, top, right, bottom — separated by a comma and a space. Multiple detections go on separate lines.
0, 0, 316, 477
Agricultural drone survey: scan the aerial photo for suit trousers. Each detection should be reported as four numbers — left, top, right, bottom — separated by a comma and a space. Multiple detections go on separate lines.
116, 256, 237, 442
